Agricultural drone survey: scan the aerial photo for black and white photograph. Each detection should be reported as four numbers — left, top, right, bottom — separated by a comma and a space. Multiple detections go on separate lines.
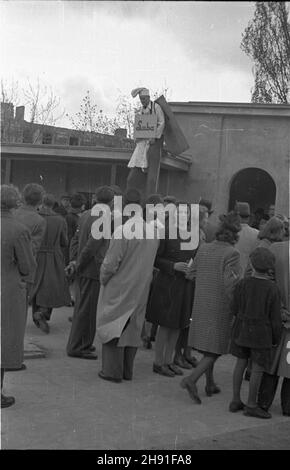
0, 0, 289, 453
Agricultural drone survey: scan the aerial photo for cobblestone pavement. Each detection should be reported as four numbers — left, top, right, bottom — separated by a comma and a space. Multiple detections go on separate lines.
1, 307, 289, 450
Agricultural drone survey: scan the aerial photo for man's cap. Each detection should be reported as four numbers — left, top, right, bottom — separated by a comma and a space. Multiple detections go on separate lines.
250, 247, 275, 272
131, 87, 150, 98
235, 201, 250, 217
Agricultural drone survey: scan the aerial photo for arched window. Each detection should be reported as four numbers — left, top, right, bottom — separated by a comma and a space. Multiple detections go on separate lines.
228, 168, 276, 214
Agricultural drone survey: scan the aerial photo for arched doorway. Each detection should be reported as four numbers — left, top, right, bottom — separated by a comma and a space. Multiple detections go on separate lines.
228, 168, 276, 214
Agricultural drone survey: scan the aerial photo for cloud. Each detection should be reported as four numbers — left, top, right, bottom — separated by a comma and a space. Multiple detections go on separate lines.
1, 0, 256, 125
60, 76, 117, 119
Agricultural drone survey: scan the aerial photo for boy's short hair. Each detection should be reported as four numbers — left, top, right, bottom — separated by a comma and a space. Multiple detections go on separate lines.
95, 186, 115, 204
250, 247, 275, 273
23, 183, 44, 206
42, 193, 56, 208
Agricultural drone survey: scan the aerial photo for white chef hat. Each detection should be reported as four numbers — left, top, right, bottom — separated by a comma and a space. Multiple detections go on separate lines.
131, 87, 150, 98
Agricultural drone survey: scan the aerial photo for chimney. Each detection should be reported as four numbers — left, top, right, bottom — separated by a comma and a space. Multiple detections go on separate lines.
15, 106, 25, 121
114, 128, 127, 139
1, 102, 14, 120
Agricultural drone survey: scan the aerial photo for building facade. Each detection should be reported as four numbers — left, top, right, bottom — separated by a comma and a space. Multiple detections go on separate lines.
1, 101, 289, 219
169, 101, 290, 221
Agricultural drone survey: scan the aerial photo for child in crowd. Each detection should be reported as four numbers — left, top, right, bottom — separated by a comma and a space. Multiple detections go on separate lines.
229, 247, 282, 419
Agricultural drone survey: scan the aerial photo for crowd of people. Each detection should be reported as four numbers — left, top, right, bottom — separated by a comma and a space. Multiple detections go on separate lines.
1, 182, 289, 423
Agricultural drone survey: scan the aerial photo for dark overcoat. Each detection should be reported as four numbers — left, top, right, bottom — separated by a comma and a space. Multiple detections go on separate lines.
30, 207, 71, 307
146, 227, 197, 329
1, 211, 36, 368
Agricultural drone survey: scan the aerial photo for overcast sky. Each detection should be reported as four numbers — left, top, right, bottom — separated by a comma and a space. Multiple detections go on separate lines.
1, 1, 256, 124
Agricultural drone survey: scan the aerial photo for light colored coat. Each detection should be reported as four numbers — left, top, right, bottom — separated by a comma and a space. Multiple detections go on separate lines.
235, 223, 259, 275
187, 240, 242, 355
96, 217, 159, 347
270, 241, 289, 311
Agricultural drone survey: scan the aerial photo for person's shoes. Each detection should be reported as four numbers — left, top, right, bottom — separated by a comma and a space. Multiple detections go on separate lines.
34, 312, 50, 334
244, 370, 251, 381
205, 384, 221, 397
68, 316, 73, 322
282, 411, 290, 417
153, 363, 175, 377
184, 356, 199, 368
243, 406, 272, 419
174, 356, 192, 370
98, 371, 122, 383
180, 378, 202, 404
258, 404, 270, 412
229, 400, 245, 412
149, 336, 156, 342
68, 352, 98, 360
5, 364, 27, 372
168, 363, 183, 376
1, 394, 15, 408
82, 346, 96, 353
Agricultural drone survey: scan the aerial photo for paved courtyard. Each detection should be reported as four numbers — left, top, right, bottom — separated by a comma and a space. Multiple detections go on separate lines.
1, 306, 289, 450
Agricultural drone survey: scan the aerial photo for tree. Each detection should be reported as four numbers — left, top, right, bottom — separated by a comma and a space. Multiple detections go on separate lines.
67, 90, 118, 135
1, 78, 20, 106
1, 78, 65, 143
69, 86, 171, 139
241, 2, 290, 103
23, 78, 64, 126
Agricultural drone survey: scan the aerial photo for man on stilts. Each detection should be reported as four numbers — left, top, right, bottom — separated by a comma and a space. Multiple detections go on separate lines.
127, 87, 165, 197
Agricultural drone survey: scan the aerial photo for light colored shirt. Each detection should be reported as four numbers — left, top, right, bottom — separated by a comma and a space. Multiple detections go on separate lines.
128, 101, 165, 169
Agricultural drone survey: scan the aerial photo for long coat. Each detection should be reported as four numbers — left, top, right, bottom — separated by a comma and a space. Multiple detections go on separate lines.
96, 218, 159, 347
188, 240, 242, 355
1, 211, 36, 368
146, 227, 197, 329
30, 207, 71, 307
14, 204, 46, 288
270, 241, 289, 311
